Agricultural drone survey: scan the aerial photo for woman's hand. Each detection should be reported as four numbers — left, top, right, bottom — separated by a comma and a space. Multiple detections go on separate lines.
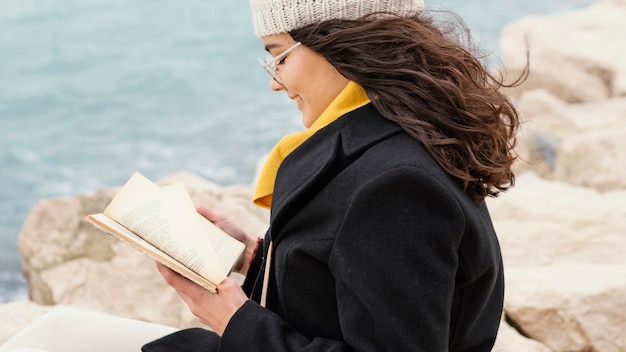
196, 206, 260, 276
156, 262, 248, 336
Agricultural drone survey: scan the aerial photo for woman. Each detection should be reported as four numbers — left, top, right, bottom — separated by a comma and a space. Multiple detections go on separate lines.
145, 0, 522, 350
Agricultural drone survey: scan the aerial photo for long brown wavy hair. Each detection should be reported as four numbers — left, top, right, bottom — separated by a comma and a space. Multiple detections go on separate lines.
290, 11, 526, 204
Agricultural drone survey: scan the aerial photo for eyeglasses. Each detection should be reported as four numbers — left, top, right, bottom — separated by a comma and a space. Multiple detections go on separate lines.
258, 42, 302, 85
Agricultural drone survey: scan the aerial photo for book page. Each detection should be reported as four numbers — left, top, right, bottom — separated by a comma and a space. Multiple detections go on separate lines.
101, 172, 243, 285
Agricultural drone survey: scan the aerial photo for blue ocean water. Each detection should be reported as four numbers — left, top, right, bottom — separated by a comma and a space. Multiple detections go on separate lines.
0, 0, 596, 303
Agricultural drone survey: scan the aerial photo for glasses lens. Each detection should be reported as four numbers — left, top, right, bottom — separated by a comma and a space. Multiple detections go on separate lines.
258, 56, 282, 84
258, 41, 302, 85
265, 56, 275, 71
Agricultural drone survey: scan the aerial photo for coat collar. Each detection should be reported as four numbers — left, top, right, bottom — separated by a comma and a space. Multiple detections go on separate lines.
253, 81, 370, 209
269, 103, 403, 229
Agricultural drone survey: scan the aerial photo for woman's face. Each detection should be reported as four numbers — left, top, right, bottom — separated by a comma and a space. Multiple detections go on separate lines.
261, 33, 349, 128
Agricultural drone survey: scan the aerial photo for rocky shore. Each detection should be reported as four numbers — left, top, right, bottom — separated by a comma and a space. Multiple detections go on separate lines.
2, 1, 626, 351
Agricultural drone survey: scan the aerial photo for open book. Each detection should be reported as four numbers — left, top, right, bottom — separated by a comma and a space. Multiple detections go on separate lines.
84, 172, 245, 293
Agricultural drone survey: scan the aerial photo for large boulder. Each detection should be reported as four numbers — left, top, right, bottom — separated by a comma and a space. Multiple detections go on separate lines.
487, 172, 626, 267
504, 1, 626, 190
513, 91, 626, 191
553, 124, 626, 191
488, 172, 626, 352
505, 264, 626, 352
500, 1, 626, 102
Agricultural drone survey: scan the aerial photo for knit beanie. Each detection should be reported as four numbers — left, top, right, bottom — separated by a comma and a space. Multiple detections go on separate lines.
250, 0, 425, 37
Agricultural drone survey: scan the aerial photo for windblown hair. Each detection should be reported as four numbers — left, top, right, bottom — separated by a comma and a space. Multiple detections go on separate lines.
290, 11, 526, 204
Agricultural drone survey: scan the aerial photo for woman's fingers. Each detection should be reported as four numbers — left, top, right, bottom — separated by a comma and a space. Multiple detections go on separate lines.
196, 206, 227, 223
155, 262, 197, 294
155, 262, 248, 335
195, 206, 260, 275
196, 206, 247, 240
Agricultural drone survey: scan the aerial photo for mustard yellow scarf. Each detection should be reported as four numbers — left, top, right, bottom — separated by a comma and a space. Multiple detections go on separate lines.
253, 81, 371, 208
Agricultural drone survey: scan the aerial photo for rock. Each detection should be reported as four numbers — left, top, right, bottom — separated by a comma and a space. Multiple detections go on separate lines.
487, 172, 626, 267
554, 126, 626, 191
17, 189, 117, 305
486, 172, 626, 352
515, 89, 570, 119
17, 172, 269, 328
500, 1, 626, 102
513, 93, 626, 191
505, 264, 626, 352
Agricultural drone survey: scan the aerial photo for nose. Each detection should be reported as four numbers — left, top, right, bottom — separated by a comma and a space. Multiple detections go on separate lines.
270, 78, 284, 91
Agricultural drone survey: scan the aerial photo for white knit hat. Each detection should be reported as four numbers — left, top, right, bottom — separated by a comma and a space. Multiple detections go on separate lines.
250, 0, 425, 37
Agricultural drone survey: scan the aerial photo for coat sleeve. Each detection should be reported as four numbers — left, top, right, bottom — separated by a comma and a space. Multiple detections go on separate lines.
219, 165, 465, 351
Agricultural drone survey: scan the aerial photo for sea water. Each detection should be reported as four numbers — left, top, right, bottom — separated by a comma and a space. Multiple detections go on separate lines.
0, 0, 596, 303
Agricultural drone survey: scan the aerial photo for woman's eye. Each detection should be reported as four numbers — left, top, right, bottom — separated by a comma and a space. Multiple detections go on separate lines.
277, 57, 287, 66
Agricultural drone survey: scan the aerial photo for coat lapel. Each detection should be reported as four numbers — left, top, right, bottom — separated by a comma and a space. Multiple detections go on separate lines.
269, 104, 403, 240
269, 124, 342, 229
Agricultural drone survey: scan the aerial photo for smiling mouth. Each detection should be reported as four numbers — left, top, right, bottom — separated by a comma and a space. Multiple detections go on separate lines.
293, 96, 303, 109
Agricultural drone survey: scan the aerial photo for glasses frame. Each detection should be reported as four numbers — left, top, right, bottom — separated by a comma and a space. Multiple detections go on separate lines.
258, 42, 302, 85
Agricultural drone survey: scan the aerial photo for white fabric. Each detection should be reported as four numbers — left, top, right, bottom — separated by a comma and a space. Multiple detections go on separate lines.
250, 0, 425, 37
0, 307, 177, 352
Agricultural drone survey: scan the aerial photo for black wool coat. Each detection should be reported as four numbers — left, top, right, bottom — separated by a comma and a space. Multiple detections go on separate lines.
221, 104, 505, 351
